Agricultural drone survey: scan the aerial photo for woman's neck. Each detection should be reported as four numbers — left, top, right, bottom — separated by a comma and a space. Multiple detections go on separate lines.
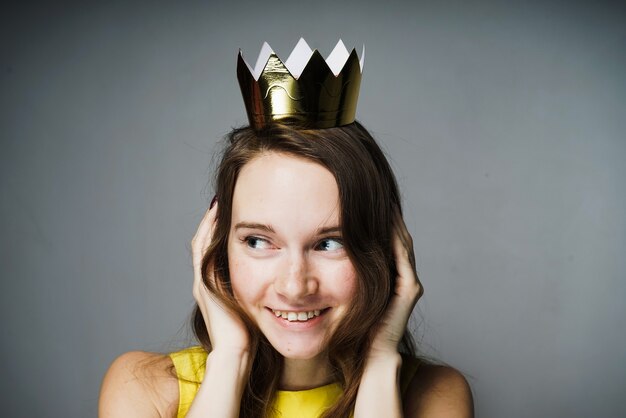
279, 354, 334, 391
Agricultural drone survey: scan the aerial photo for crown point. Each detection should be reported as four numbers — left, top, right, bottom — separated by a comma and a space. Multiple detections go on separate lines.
360, 44, 365, 71
327, 39, 351, 76
251, 42, 274, 80
238, 48, 254, 75
285, 38, 313, 79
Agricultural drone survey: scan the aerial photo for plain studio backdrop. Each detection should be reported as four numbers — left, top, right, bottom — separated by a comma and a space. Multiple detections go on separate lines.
1, 1, 625, 417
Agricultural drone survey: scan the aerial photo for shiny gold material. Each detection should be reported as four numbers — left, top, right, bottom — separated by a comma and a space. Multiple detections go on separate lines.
237, 44, 363, 130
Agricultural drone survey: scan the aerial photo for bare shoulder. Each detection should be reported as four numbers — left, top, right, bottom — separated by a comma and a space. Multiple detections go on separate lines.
403, 363, 474, 418
99, 351, 179, 418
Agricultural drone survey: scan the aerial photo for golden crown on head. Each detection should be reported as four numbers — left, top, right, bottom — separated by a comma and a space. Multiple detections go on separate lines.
237, 38, 365, 130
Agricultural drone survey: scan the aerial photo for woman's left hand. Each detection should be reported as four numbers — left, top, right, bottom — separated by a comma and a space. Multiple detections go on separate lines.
369, 210, 424, 359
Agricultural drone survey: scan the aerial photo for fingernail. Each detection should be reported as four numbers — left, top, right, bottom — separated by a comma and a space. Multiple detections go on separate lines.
210, 195, 218, 209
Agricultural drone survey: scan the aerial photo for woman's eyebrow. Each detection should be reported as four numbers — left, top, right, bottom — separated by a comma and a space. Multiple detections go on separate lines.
317, 226, 341, 235
234, 223, 340, 235
234, 222, 275, 233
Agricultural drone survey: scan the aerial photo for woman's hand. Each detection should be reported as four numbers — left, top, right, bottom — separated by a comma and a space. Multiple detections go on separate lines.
191, 202, 250, 355
355, 210, 424, 417
187, 202, 252, 418
369, 209, 424, 359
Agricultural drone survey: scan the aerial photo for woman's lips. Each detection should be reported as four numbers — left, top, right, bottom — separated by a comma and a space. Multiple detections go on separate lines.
266, 307, 329, 323
271, 308, 321, 321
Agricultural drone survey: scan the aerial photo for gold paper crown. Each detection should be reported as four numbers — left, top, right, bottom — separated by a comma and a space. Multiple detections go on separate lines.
237, 38, 365, 130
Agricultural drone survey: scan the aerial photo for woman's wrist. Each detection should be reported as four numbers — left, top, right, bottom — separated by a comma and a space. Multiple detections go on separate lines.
208, 346, 251, 360
355, 351, 403, 417
366, 345, 402, 365
207, 348, 252, 384
364, 350, 402, 374
185, 348, 251, 417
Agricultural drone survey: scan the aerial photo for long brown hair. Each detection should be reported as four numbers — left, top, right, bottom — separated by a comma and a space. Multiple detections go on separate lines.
193, 121, 416, 418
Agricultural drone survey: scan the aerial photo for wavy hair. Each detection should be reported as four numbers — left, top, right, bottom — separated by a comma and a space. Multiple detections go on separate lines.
193, 121, 416, 418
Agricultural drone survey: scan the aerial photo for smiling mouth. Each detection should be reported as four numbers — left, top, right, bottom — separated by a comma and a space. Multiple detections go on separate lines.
270, 308, 325, 322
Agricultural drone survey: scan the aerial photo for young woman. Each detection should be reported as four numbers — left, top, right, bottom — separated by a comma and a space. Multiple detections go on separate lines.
99, 122, 473, 417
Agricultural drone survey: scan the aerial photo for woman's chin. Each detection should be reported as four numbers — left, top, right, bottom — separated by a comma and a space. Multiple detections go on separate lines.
270, 341, 326, 362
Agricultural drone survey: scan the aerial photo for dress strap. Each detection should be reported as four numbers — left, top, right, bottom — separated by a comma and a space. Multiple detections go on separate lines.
169, 346, 207, 418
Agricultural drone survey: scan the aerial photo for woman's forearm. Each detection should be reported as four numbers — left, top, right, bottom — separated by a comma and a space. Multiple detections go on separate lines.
354, 352, 404, 418
185, 349, 251, 418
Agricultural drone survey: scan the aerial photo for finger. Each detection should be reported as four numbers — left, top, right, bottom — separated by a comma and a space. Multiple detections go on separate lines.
392, 210, 416, 273
392, 215, 424, 300
392, 235, 424, 305
194, 201, 218, 242
192, 203, 219, 257
192, 203, 219, 289
392, 229, 415, 282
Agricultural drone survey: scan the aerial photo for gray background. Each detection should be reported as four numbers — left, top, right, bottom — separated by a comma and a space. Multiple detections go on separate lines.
1, 1, 625, 417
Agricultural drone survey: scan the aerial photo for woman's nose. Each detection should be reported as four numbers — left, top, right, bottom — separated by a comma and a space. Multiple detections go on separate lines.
273, 253, 317, 301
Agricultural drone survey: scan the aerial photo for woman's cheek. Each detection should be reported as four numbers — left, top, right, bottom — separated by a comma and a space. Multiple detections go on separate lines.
230, 256, 266, 304
228, 251, 248, 298
319, 260, 358, 298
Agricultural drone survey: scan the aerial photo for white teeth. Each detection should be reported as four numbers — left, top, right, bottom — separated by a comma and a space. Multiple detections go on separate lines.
271, 309, 323, 322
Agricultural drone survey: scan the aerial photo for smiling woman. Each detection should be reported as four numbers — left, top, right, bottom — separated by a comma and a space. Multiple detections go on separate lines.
228, 154, 357, 366
98, 40, 473, 418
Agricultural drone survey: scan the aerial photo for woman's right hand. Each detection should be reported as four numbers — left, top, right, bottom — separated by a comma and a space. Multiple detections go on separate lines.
186, 201, 251, 418
191, 201, 250, 354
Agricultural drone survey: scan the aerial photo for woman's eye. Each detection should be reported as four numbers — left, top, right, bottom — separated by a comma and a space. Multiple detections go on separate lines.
316, 238, 344, 251
244, 236, 271, 250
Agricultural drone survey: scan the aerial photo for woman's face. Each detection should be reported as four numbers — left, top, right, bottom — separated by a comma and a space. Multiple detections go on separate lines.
228, 152, 357, 361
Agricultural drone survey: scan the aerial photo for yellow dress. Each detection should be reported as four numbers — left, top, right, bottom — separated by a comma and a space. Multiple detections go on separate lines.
169, 346, 420, 418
